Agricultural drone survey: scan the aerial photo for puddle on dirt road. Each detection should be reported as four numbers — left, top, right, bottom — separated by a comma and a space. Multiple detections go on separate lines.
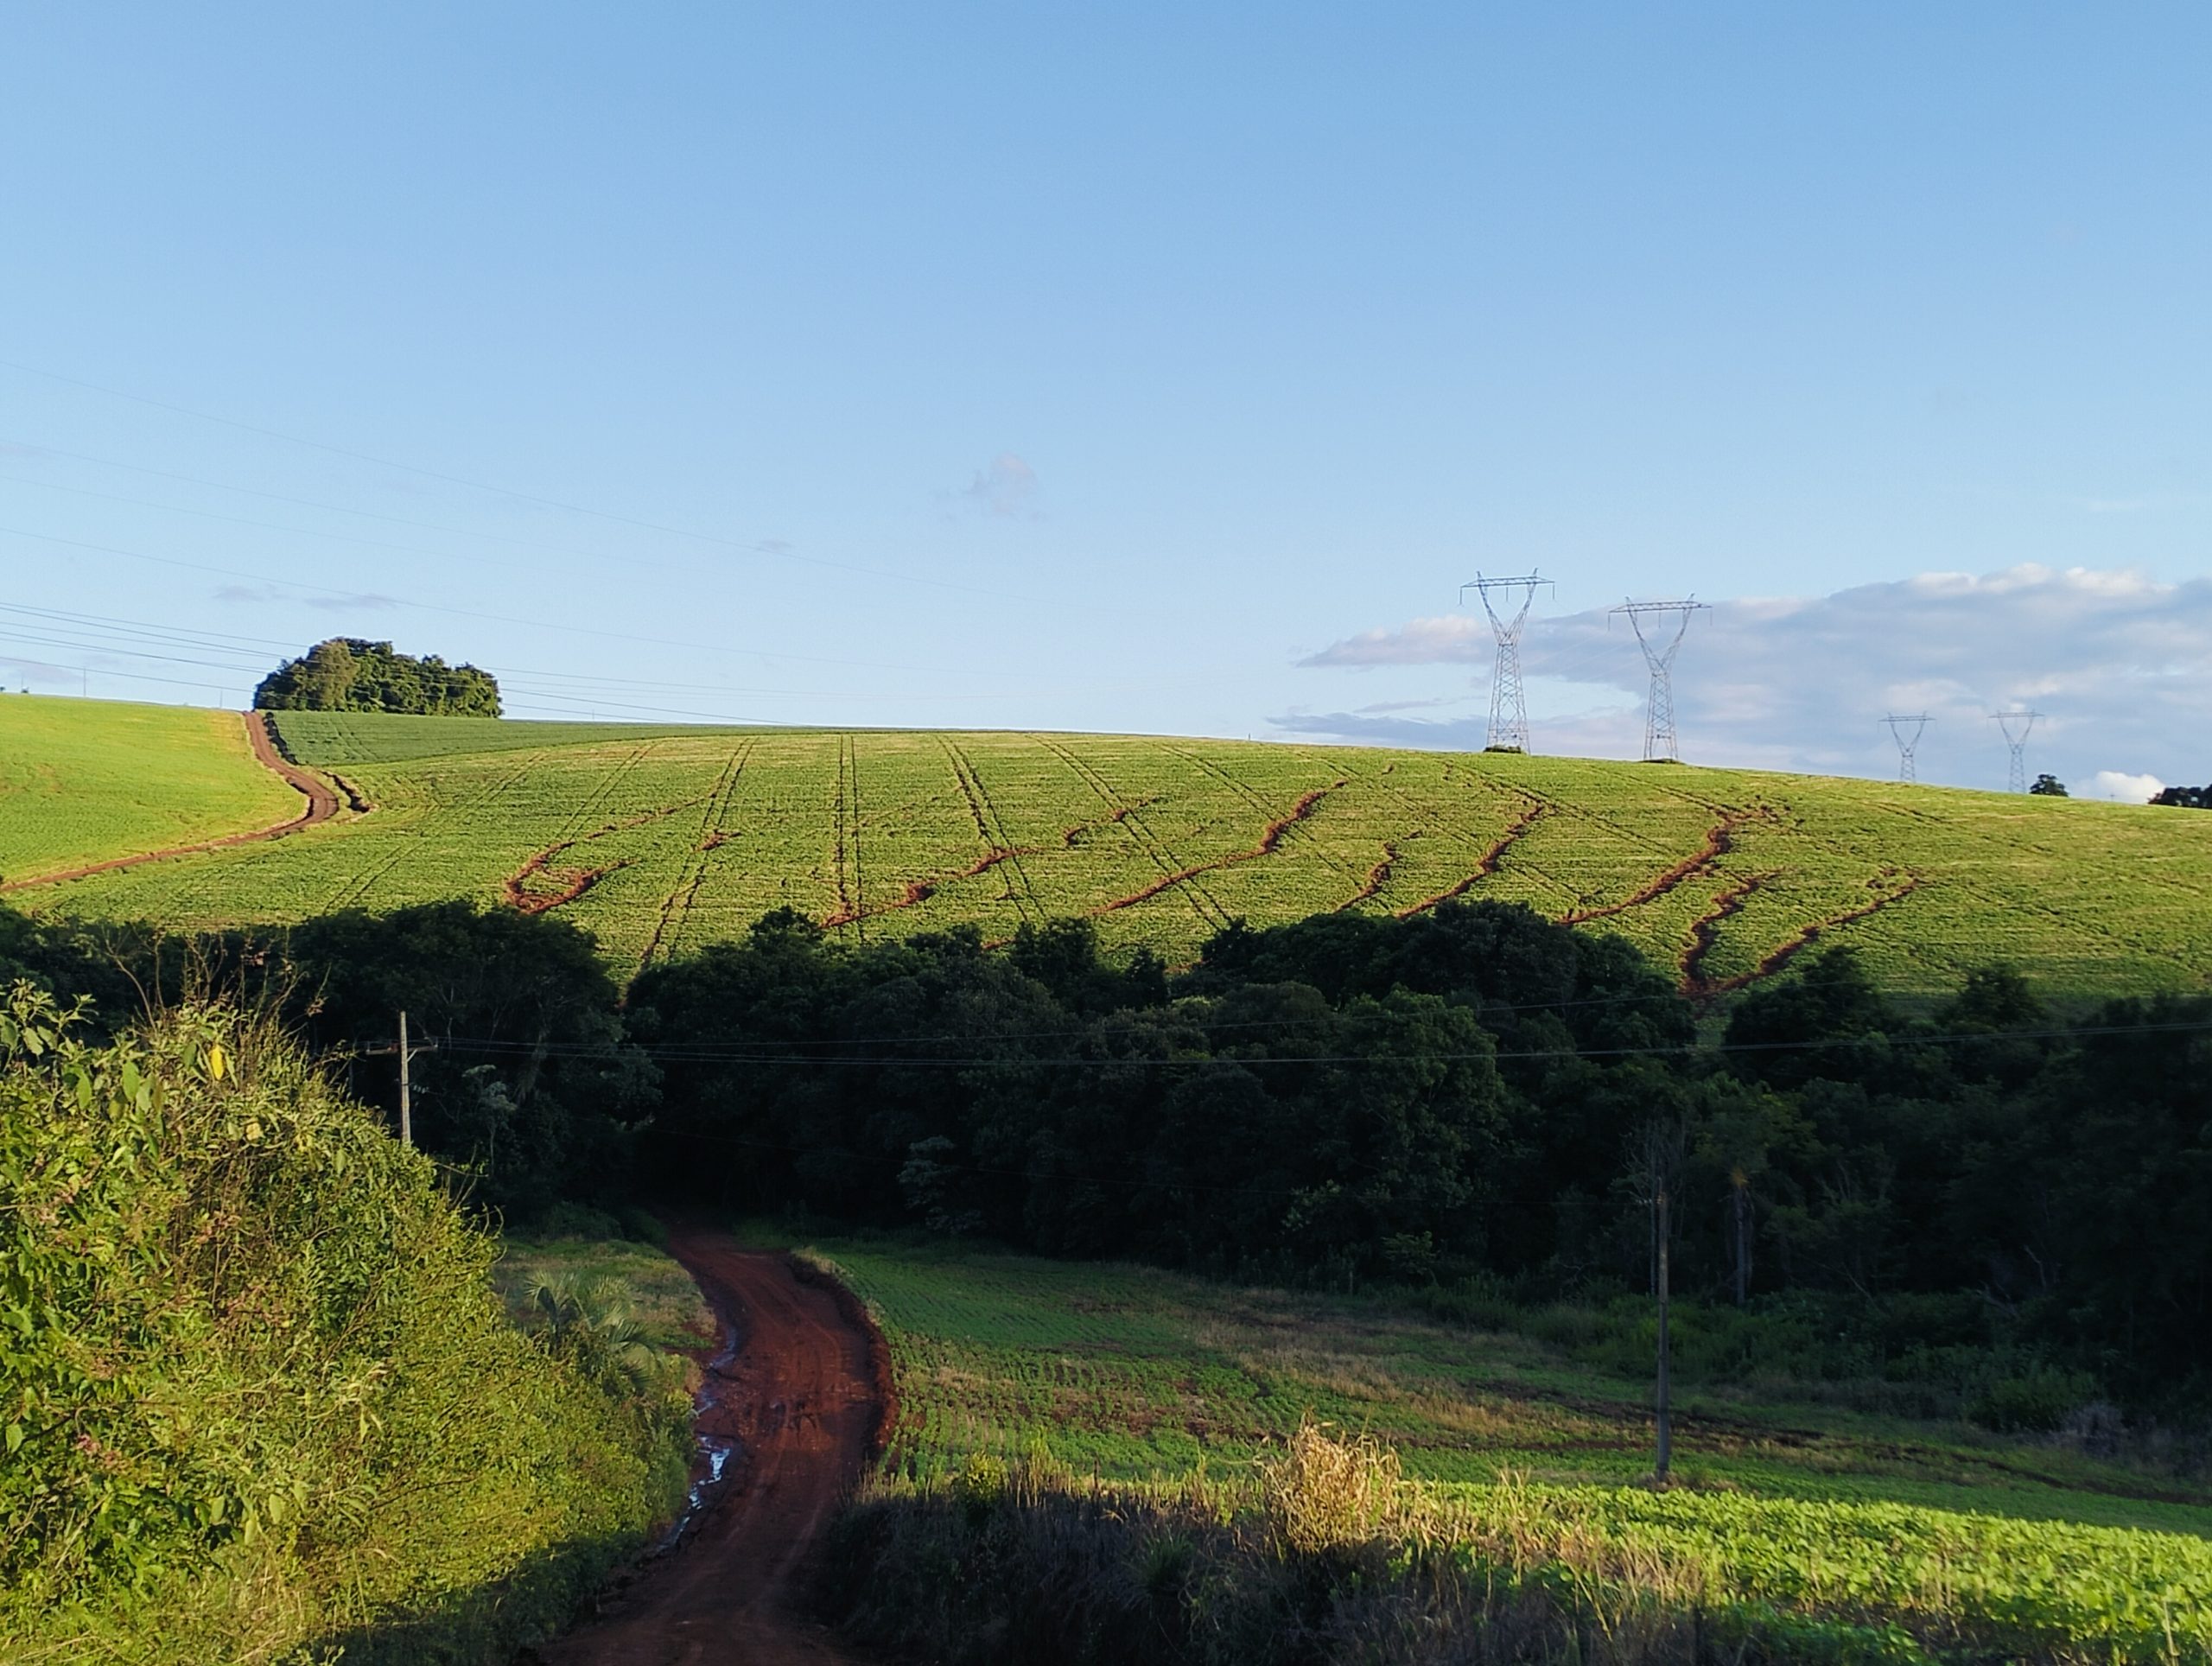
658, 1292, 745, 1550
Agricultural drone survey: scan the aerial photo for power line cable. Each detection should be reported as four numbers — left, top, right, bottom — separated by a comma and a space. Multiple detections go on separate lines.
413, 1012, 2212, 1070
0, 361, 1025, 599
0, 522, 960, 677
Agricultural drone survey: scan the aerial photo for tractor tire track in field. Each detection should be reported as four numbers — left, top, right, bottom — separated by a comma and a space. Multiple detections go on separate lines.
1395, 801, 1550, 918
535, 1230, 885, 1666
1172, 747, 1367, 897
0, 712, 346, 896
1093, 782, 1344, 919
829, 794, 1157, 932
942, 739, 1042, 922
1682, 870, 1926, 998
502, 744, 678, 916
640, 742, 754, 971
823, 737, 868, 935
505, 798, 709, 916
1557, 806, 1767, 926
1338, 835, 1414, 912
326, 757, 538, 913
1040, 740, 1233, 930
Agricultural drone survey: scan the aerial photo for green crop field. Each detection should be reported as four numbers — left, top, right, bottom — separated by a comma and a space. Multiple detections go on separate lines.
10, 698, 2212, 1002
0, 695, 300, 887
791, 1231, 2212, 1660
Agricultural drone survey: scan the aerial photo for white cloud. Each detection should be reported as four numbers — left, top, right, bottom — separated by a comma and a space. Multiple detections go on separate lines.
2092, 771, 2166, 803
960, 454, 1039, 518
1286, 564, 2212, 792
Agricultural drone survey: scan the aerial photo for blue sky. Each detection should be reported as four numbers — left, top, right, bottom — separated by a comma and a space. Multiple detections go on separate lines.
3, 4, 2206, 794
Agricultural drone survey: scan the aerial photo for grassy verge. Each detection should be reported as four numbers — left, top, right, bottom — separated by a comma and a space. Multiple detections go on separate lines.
783, 1229, 2212, 1663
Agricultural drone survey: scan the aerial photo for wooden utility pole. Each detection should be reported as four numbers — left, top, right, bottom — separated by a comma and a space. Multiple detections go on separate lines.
365, 1011, 436, 1146
1731, 1169, 1751, 1307
1655, 1186, 1673, 1484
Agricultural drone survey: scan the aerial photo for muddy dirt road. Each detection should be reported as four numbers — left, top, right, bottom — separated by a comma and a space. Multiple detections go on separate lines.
539, 1232, 881, 1666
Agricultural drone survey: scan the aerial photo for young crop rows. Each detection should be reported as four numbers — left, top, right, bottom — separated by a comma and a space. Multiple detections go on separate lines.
12, 709, 2212, 1004
812, 1237, 2212, 1663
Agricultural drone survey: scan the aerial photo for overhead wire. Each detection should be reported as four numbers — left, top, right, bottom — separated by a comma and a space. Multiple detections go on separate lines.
0, 359, 1027, 600
410, 1012, 2212, 1069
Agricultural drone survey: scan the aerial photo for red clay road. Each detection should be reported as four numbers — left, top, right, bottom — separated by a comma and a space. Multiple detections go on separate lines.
540, 1232, 880, 1666
0, 711, 343, 894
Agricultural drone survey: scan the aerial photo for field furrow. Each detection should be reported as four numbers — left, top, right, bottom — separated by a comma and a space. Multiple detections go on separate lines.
14, 705, 2212, 1005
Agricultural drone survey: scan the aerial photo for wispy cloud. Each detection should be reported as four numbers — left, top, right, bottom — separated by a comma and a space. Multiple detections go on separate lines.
213, 583, 401, 612
960, 454, 1039, 518
1288, 565, 2212, 792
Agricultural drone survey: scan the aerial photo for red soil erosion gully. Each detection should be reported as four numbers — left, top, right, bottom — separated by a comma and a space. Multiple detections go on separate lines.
530, 1228, 892, 1666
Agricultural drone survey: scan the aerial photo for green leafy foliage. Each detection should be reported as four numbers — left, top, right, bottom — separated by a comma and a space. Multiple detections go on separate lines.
253, 639, 501, 716
0, 985, 687, 1663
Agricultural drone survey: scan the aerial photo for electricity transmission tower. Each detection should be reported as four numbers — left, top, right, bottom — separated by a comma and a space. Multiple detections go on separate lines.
1882, 714, 1933, 784
1612, 599, 1710, 762
1991, 709, 2042, 794
1459, 570, 1554, 752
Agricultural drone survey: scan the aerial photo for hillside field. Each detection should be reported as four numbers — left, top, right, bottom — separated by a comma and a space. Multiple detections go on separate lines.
8, 698, 2212, 1002
0, 695, 299, 886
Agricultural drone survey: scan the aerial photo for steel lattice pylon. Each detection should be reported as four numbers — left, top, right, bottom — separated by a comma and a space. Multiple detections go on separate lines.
1882, 714, 1933, 784
1459, 571, 1554, 752
1992, 709, 2043, 793
1612, 599, 1710, 761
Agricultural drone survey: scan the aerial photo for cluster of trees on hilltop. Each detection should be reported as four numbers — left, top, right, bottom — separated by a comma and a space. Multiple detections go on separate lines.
254, 637, 501, 715
6, 894, 2207, 1412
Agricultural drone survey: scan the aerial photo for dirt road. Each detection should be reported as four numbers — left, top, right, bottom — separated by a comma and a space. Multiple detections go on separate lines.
0, 712, 344, 894
539, 1232, 883, 1666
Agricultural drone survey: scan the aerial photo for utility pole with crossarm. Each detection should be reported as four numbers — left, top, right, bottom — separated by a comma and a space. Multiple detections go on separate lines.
365, 1011, 437, 1147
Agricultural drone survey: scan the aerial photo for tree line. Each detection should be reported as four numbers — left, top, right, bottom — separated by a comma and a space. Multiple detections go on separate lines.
4, 893, 2206, 1410
254, 637, 502, 716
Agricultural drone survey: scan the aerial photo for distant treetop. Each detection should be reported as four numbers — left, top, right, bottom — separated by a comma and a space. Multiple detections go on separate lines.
253, 639, 501, 717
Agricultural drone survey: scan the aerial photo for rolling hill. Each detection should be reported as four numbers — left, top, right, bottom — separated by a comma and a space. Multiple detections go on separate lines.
6, 695, 2211, 1002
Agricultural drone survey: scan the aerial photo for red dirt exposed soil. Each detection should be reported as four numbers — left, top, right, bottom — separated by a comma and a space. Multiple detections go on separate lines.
1677, 870, 1779, 995
1694, 872, 1924, 997
504, 797, 711, 916
1557, 806, 1758, 926
0, 712, 344, 895
1095, 781, 1344, 916
537, 1231, 884, 1666
1396, 802, 1547, 918
1338, 835, 1413, 912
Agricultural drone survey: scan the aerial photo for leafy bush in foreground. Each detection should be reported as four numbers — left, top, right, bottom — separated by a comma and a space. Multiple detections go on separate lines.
0, 986, 687, 1664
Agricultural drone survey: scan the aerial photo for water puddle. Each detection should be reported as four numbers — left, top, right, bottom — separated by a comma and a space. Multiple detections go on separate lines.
657, 1290, 745, 1551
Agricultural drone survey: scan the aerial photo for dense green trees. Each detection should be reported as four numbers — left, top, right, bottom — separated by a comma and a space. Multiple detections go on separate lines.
254, 637, 501, 715
10, 888, 2207, 1408
629, 905, 2209, 1406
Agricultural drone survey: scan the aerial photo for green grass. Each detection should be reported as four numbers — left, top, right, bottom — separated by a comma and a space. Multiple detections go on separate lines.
494, 1233, 714, 1353
0, 695, 298, 886
791, 1230, 2212, 1661
11, 701, 2212, 1002
790, 1231, 2212, 1534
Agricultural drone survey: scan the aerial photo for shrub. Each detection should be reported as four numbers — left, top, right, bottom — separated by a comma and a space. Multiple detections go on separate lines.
0, 984, 685, 1663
